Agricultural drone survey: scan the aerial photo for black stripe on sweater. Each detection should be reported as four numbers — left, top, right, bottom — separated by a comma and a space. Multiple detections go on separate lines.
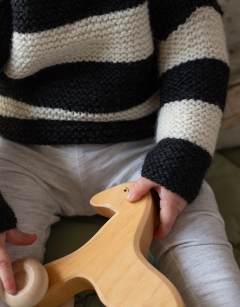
148, 0, 222, 40
0, 55, 158, 113
160, 58, 229, 111
141, 138, 211, 203
0, 0, 12, 69
0, 112, 157, 145
11, 0, 145, 33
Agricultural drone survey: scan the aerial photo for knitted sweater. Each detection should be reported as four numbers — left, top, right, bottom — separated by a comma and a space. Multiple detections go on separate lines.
0, 0, 229, 232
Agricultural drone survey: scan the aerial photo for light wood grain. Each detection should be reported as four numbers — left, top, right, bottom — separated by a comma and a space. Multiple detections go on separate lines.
0, 258, 48, 307
1, 182, 185, 307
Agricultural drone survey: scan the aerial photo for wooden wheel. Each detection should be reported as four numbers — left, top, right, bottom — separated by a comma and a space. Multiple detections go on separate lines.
0, 258, 48, 307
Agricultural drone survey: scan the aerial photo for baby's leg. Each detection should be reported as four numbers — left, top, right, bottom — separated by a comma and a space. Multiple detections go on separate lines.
150, 181, 240, 307
0, 161, 61, 307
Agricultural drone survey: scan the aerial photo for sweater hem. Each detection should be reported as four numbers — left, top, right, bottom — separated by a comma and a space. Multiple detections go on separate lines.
0, 114, 156, 145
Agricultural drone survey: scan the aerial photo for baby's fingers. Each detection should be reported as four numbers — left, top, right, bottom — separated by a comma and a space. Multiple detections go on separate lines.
154, 201, 179, 239
154, 187, 187, 239
127, 177, 158, 202
0, 229, 37, 295
6, 228, 37, 246
0, 234, 16, 295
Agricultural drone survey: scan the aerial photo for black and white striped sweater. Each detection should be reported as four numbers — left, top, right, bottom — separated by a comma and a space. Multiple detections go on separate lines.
0, 0, 229, 232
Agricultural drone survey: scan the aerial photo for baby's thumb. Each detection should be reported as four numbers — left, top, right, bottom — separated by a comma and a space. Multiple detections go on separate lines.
6, 228, 37, 246
127, 178, 155, 202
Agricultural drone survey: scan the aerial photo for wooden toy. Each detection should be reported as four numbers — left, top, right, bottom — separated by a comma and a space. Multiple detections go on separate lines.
0, 182, 185, 307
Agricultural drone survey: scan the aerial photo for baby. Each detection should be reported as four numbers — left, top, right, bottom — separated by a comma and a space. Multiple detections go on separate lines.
0, 0, 240, 306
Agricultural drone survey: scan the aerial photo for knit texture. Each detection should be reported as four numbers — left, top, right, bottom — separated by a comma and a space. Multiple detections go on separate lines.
159, 59, 229, 111
0, 0, 12, 70
148, 0, 223, 40
0, 0, 229, 228
0, 194, 17, 232
11, 0, 146, 33
141, 139, 212, 203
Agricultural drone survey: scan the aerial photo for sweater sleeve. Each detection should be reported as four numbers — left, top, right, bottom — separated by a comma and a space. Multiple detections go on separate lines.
0, 0, 12, 71
142, 0, 229, 203
0, 194, 17, 232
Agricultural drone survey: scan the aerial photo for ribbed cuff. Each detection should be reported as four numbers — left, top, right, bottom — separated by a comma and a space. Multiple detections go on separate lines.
0, 194, 17, 232
141, 138, 212, 203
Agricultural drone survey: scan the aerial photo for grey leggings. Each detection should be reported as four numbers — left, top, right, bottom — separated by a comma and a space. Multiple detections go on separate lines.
0, 136, 240, 307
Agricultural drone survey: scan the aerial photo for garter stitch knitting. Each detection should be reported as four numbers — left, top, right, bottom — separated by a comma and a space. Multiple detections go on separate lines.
0, 0, 229, 231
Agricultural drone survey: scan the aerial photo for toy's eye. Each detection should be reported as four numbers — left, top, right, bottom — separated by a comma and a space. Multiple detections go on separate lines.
124, 187, 129, 192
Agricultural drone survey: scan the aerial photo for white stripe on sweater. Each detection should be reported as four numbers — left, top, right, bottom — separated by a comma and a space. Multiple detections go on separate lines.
0, 92, 159, 122
4, 2, 153, 79
156, 99, 222, 155
158, 6, 229, 75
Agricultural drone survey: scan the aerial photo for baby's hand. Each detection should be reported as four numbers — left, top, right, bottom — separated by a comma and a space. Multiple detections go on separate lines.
0, 229, 37, 294
127, 177, 187, 239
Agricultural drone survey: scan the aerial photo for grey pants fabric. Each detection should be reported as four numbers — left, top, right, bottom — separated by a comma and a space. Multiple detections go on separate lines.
0, 136, 240, 307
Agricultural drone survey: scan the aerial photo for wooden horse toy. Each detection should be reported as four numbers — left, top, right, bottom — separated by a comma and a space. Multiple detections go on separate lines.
0, 182, 185, 307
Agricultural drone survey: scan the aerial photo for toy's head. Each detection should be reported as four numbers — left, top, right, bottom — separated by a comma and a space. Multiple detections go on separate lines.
90, 182, 134, 218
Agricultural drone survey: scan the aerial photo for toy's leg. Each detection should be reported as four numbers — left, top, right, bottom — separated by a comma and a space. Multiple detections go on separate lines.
150, 181, 240, 307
